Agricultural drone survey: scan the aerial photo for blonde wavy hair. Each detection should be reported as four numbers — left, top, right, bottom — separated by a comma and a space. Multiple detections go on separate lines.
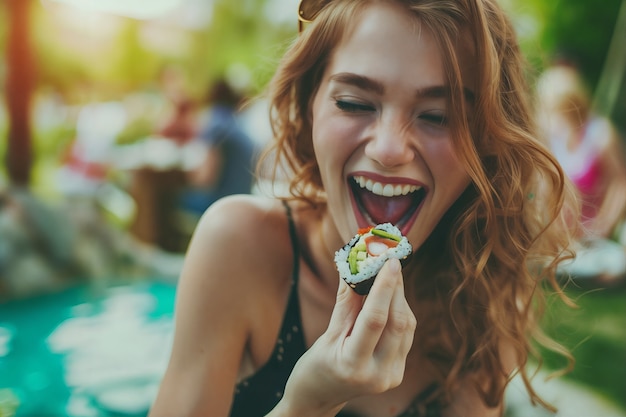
258, 0, 581, 412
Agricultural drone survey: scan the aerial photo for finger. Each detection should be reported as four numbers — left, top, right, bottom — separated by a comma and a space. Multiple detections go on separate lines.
374, 269, 416, 362
324, 276, 364, 340
345, 258, 401, 360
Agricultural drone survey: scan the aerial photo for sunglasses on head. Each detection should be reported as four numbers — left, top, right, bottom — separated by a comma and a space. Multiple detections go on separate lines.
298, 0, 332, 32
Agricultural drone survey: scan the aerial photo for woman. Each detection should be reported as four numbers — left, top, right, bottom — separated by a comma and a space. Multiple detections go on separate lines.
148, 1, 580, 416
536, 63, 626, 240
535, 64, 626, 286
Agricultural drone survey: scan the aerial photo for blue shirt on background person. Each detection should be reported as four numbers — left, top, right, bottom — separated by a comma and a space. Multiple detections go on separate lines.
179, 81, 259, 217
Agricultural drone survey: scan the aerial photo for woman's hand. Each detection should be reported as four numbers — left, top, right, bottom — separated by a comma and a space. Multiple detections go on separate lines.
268, 258, 417, 417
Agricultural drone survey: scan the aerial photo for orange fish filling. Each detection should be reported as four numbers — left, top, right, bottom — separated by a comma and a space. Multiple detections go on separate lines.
364, 235, 399, 256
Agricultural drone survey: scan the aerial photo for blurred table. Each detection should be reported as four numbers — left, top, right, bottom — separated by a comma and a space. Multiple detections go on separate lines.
111, 137, 207, 253
0, 280, 176, 417
128, 167, 187, 252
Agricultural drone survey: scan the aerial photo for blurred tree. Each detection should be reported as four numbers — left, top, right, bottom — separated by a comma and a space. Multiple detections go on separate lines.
592, 0, 626, 130
522, 0, 622, 86
32, 9, 164, 103
0, 2, 6, 163
108, 20, 163, 92
0, 2, 6, 52
24, 0, 294, 105
186, 0, 294, 96
4, 0, 36, 186
512, 0, 626, 132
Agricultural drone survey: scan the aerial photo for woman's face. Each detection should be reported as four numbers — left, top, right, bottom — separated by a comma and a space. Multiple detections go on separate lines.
311, 1, 474, 249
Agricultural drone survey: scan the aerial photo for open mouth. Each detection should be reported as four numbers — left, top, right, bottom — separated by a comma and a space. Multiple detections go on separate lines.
349, 175, 426, 232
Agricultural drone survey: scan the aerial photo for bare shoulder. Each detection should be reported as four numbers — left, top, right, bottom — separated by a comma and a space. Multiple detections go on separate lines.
149, 195, 293, 416
184, 194, 292, 294
191, 194, 281, 242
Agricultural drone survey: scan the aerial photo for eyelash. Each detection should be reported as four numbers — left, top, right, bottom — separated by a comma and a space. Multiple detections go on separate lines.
334, 99, 374, 113
334, 99, 449, 127
419, 113, 448, 127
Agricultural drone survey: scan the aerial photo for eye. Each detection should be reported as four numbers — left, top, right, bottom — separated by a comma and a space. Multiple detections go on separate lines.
335, 99, 375, 113
419, 111, 448, 127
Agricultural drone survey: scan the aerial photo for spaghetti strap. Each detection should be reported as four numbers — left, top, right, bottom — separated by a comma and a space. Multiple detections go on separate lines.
229, 201, 307, 417
282, 200, 300, 284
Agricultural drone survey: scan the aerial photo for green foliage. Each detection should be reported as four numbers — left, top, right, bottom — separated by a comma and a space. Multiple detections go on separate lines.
107, 21, 163, 91
510, 0, 626, 133
20, 0, 295, 104
33, 123, 76, 161
521, 0, 623, 89
31, 9, 165, 102
186, 0, 294, 97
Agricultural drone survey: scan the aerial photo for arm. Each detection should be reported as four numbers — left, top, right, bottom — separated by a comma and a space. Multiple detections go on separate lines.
186, 143, 223, 188
186, 111, 231, 188
267, 258, 417, 417
148, 196, 269, 417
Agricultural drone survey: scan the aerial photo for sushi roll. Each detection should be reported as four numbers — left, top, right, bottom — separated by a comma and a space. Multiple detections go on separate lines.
334, 223, 412, 295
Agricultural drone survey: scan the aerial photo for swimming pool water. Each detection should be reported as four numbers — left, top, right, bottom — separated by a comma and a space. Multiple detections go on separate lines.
0, 280, 176, 417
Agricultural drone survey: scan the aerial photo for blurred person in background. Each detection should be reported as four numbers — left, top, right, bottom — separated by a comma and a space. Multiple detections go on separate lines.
536, 62, 626, 285
123, 65, 198, 252
178, 78, 259, 219
156, 64, 198, 146
157, 97, 197, 146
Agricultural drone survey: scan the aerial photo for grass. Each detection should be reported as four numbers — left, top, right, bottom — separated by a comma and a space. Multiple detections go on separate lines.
539, 282, 626, 411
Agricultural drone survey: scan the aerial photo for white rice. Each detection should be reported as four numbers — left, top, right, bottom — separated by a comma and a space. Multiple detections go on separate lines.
334, 223, 412, 286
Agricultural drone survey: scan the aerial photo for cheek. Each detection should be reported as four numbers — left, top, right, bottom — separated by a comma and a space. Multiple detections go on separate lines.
312, 118, 359, 168
427, 140, 471, 192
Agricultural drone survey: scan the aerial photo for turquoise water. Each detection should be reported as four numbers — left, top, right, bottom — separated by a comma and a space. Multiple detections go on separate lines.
0, 280, 176, 417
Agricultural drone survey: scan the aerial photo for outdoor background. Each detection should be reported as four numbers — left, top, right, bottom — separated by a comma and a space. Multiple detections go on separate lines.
1, 0, 625, 205
0, 0, 625, 416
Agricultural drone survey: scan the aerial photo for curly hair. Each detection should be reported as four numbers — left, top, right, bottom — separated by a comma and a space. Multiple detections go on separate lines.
257, 0, 580, 411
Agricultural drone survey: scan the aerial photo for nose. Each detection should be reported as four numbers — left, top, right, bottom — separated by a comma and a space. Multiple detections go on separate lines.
364, 115, 416, 168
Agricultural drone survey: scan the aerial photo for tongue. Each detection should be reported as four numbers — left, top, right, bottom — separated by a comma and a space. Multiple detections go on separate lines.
359, 192, 414, 225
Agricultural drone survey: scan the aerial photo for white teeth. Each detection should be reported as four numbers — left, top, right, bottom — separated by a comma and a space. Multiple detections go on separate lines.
372, 182, 384, 195
353, 176, 421, 197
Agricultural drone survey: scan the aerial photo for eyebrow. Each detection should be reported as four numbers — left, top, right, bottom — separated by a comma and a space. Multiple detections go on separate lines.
330, 72, 385, 95
329, 72, 475, 102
